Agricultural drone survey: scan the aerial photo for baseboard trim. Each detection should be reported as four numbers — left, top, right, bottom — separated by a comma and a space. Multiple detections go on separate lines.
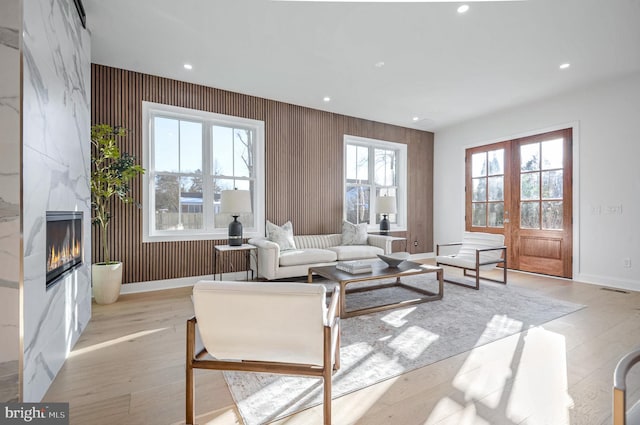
119, 271, 248, 295
119, 254, 437, 295
574, 273, 640, 293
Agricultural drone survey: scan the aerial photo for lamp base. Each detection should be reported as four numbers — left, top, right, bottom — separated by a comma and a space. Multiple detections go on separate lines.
380, 215, 390, 236
228, 216, 243, 246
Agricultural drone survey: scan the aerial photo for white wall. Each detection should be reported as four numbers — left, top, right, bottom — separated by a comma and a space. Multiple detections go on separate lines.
434, 72, 640, 292
0, 0, 21, 403
21, 0, 92, 401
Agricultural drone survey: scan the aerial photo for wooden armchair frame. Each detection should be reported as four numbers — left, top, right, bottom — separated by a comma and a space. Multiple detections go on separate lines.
613, 347, 640, 425
436, 242, 507, 290
186, 287, 341, 425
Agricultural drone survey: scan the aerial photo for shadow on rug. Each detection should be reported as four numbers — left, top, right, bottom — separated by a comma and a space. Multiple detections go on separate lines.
223, 276, 584, 425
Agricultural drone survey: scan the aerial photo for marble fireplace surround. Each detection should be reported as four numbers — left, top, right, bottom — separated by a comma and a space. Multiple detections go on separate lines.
0, 0, 91, 402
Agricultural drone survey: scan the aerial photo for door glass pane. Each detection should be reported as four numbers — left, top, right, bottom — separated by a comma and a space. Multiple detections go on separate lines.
345, 186, 370, 224
520, 201, 540, 229
488, 149, 504, 175
472, 178, 487, 202
487, 176, 504, 201
520, 173, 540, 200
541, 138, 563, 170
472, 203, 486, 227
488, 202, 504, 227
542, 201, 563, 230
542, 170, 563, 199
520, 143, 540, 172
472, 153, 487, 177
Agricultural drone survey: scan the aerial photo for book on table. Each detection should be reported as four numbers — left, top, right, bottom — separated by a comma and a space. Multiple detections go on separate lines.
336, 260, 372, 274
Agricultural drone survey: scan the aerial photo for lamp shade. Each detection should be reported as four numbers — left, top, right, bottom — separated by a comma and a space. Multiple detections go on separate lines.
376, 196, 397, 214
220, 190, 252, 214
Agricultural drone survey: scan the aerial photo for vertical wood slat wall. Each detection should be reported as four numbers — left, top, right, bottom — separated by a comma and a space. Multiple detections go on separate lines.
92, 64, 434, 284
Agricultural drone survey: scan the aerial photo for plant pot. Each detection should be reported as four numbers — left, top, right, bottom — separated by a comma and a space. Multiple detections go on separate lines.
92, 262, 123, 305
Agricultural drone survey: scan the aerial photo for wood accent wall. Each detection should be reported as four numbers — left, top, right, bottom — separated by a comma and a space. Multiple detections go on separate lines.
92, 64, 434, 284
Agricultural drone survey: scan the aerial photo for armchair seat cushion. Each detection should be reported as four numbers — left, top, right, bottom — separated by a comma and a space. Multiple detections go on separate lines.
328, 245, 384, 261
279, 249, 337, 267
436, 254, 496, 271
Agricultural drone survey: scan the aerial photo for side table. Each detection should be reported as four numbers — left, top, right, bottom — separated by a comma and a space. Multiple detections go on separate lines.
213, 244, 258, 281
369, 233, 408, 252
387, 236, 408, 252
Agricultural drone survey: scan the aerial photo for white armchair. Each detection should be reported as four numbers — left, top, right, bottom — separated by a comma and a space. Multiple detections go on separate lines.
436, 231, 507, 290
186, 280, 341, 425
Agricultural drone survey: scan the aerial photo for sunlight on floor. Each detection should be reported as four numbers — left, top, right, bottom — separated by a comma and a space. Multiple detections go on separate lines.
438, 403, 492, 425
435, 316, 572, 424
453, 326, 520, 403
507, 326, 573, 424
68, 327, 168, 358
382, 306, 418, 327
389, 325, 439, 360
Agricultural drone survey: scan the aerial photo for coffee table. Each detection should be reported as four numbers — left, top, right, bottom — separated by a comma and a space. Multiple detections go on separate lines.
308, 260, 443, 318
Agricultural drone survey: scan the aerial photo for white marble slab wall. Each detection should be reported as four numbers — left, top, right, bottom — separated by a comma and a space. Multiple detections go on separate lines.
0, 0, 22, 403
22, 0, 91, 401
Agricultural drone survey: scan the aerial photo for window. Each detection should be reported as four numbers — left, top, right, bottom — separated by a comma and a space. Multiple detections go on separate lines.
142, 102, 265, 242
471, 148, 505, 228
519, 138, 564, 230
343, 135, 407, 231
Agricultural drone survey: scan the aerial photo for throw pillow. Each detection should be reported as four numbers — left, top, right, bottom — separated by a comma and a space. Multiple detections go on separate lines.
266, 220, 297, 251
341, 220, 368, 245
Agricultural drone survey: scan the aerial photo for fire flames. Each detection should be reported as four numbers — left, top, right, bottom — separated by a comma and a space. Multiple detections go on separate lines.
47, 238, 82, 273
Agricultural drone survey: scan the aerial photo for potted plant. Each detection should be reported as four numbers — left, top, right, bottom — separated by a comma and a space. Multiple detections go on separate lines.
91, 124, 144, 304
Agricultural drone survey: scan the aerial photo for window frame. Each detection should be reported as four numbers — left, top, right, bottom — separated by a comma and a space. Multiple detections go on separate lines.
142, 101, 265, 242
343, 135, 407, 232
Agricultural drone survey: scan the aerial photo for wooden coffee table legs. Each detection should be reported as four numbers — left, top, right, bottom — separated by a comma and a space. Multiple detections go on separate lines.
308, 267, 443, 319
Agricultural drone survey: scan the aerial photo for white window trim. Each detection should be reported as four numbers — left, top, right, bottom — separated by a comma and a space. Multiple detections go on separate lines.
142, 101, 265, 242
343, 134, 407, 232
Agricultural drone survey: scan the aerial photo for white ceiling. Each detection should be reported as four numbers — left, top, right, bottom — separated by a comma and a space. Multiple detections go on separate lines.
84, 0, 640, 132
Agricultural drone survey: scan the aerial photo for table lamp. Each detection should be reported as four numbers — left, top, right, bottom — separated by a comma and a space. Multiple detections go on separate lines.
376, 195, 396, 235
220, 189, 252, 246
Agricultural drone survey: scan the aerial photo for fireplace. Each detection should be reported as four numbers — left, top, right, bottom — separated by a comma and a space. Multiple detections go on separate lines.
46, 211, 83, 289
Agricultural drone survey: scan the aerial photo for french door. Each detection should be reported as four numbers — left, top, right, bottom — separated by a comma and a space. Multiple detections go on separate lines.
465, 128, 573, 278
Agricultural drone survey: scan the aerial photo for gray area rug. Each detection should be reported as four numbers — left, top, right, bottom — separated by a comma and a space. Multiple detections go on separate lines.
224, 275, 584, 425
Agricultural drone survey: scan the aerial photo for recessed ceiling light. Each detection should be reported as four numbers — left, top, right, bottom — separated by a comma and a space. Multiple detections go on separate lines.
323, 96, 331, 102
184, 63, 193, 70
375, 61, 385, 68
559, 63, 570, 70
457, 4, 469, 13
412, 117, 419, 121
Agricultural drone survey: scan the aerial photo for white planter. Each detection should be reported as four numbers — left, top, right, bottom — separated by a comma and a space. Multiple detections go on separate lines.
92, 262, 123, 305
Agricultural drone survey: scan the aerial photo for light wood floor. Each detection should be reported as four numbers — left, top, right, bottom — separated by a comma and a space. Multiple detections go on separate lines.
43, 262, 640, 424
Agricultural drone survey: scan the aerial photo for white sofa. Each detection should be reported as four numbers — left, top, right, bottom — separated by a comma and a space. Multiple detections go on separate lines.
249, 233, 394, 280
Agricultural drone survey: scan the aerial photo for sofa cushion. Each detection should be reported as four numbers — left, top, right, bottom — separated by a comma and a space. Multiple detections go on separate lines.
341, 220, 368, 245
279, 249, 337, 267
328, 245, 384, 261
266, 220, 297, 251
